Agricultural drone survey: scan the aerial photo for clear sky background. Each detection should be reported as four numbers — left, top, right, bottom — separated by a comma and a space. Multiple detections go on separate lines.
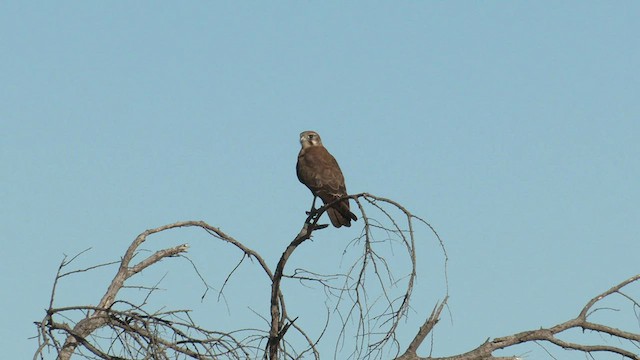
2, 2, 639, 359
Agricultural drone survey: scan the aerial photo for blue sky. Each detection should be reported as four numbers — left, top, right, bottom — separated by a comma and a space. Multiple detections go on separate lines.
2, 2, 639, 359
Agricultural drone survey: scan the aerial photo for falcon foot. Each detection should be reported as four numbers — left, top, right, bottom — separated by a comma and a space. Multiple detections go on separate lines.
305, 196, 319, 216
305, 206, 318, 216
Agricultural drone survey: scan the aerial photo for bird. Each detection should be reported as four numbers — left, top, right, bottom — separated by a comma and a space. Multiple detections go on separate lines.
296, 130, 358, 228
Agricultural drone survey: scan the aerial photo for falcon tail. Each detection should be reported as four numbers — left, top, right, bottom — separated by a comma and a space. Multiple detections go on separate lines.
327, 202, 358, 228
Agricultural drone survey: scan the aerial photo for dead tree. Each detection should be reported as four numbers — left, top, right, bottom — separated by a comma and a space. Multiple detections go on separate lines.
33, 193, 640, 360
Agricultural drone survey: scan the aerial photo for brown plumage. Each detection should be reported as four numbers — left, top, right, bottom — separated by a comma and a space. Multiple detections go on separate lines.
296, 130, 357, 228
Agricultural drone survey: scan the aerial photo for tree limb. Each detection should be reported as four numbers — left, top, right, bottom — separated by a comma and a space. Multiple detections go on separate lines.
398, 274, 640, 360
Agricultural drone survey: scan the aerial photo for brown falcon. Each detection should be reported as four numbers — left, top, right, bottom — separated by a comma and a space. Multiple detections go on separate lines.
297, 130, 358, 228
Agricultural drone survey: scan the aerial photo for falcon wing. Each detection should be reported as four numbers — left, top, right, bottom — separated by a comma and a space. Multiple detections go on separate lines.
297, 146, 346, 197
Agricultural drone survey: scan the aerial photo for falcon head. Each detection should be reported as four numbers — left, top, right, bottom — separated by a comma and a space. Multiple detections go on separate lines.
299, 130, 323, 149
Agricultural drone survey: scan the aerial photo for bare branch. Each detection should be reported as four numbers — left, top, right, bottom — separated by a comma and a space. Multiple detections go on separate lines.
397, 297, 449, 360
35, 221, 277, 360
398, 274, 640, 360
